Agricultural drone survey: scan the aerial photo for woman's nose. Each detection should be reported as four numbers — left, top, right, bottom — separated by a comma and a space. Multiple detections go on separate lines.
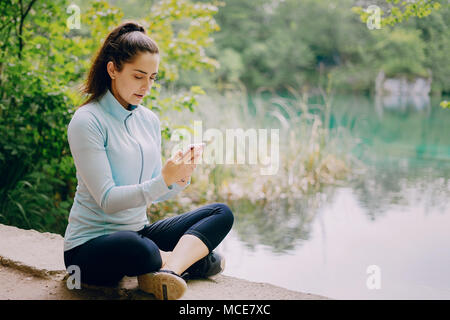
141, 81, 151, 92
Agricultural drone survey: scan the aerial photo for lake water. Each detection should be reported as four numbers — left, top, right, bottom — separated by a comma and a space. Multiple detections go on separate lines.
213, 94, 450, 299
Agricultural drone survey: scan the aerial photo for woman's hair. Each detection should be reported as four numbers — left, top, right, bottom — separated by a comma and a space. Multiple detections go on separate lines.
79, 21, 159, 107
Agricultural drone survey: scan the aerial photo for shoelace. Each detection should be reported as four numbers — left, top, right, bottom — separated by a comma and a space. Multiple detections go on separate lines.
180, 271, 191, 281
159, 269, 188, 281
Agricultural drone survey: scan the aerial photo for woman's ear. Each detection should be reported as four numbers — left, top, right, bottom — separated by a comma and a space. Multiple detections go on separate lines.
106, 61, 117, 80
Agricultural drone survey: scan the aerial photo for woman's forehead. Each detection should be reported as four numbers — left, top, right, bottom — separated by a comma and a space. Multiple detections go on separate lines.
126, 52, 159, 73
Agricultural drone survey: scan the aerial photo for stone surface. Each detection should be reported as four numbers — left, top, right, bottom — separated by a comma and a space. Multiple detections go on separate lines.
0, 224, 66, 279
0, 223, 330, 300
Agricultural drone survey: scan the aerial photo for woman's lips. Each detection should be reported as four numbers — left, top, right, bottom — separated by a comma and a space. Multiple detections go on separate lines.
134, 94, 144, 98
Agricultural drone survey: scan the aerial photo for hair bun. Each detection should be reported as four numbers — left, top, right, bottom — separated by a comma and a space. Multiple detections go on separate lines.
117, 22, 145, 37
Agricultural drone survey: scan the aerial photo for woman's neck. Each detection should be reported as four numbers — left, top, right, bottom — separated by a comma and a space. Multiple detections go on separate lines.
110, 83, 130, 110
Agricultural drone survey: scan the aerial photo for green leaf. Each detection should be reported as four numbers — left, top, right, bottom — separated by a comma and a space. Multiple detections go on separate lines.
440, 101, 450, 109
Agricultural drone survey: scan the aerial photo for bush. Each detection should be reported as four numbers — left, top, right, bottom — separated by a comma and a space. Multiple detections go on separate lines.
0, 62, 74, 232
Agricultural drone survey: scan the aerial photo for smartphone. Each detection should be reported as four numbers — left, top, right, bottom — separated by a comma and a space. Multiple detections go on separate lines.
182, 143, 205, 158
181, 138, 214, 159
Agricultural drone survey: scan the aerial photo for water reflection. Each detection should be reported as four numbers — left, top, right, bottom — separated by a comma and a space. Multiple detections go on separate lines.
227, 160, 450, 253
228, 190, 334, 254
375, 93, 431, 115
219, 172, 450, 299
351, 163, 450, 222
216, 93, 450, 299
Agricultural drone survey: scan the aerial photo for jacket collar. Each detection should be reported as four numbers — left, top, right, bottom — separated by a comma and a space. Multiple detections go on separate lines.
99, 89, 139, 121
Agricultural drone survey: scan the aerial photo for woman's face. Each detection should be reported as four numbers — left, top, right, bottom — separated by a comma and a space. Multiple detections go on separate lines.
107, 51, 159, 108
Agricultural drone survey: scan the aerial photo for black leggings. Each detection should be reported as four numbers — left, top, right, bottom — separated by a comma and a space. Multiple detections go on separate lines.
63, 202, 234, 286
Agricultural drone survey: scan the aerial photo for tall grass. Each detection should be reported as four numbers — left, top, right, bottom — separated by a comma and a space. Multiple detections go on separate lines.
157, 82, 365, 210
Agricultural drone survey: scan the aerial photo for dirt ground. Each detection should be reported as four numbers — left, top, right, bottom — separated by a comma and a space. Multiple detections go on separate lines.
0, 263, 329, 300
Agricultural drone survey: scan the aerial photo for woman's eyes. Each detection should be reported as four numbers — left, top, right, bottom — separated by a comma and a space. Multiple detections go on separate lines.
134, 75, 157, 81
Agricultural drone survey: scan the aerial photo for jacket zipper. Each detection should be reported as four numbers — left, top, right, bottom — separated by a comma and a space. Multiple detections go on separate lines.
124, 113, 144, 183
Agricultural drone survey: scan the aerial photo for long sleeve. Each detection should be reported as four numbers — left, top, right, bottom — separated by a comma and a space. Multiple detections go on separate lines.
152, 162, 191, 203
152, 115, 190, 203
68, 110, 173, 214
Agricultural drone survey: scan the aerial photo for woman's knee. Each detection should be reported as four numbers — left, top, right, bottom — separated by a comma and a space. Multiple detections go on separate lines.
213, 202, 234, 231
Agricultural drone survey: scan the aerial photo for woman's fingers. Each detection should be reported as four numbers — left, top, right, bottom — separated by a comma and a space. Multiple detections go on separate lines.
164, 148, 199, 183
178, 147, 193, 163
163, 148, 199, 186
179, 146, 204, 164
172, 150, 185, 164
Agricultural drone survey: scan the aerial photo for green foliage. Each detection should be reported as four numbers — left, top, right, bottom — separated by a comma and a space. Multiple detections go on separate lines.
2, 158, 76, 233
352, 0, 443, 27
183, 0, 449, 94
351, 0, 449, 95
373, 28, 428, 78
0, 62, 73, 226
441, 100, 450, 109
415, 7, 450, 94
146, 0, 222, 78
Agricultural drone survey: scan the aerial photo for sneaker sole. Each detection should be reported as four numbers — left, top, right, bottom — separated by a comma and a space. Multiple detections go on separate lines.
220, 256, 226, 274
138, 272, 187, 300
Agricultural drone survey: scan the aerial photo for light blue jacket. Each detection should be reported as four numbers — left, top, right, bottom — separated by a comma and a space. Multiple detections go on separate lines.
63, 89, 189, 251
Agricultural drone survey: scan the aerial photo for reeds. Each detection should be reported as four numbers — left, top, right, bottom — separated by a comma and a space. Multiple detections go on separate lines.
157, 82, 365, 207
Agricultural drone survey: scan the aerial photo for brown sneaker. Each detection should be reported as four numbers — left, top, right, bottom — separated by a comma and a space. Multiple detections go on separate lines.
137, 269, 187, 300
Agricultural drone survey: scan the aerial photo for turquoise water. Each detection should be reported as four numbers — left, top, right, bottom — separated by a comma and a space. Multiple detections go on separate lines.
216, 94, 450, 299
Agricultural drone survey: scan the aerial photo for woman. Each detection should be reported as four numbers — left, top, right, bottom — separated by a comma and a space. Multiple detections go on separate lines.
63, 21, 234, 300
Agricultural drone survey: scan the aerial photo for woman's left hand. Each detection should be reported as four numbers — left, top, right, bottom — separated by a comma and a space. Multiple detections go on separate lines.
174, 147, 199, 187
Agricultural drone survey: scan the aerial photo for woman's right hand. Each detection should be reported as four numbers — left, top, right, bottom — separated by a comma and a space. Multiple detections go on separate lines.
161, 148, 200, 187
